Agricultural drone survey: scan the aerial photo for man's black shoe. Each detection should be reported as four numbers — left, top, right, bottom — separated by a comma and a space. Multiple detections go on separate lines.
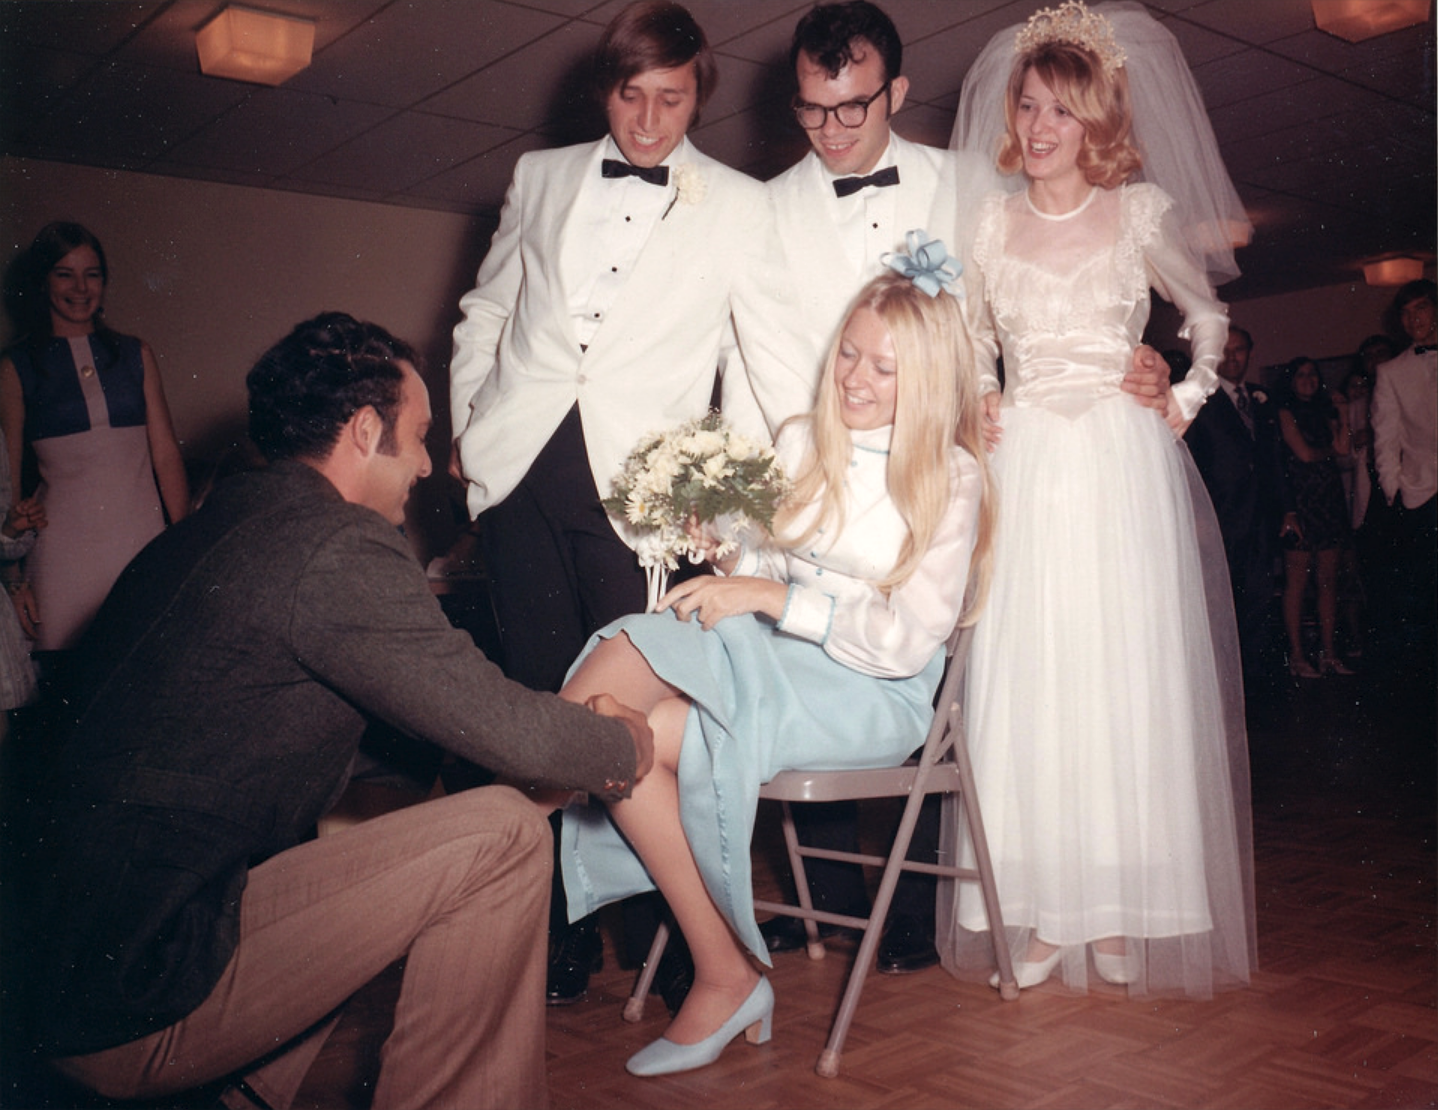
759, 913, 863, 953
651, 943, 694, 1017
876, 913, 939, 974
546, 917, 603, 1005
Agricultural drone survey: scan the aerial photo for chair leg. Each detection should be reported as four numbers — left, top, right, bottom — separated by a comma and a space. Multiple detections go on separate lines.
810, 765, 931, 1077
952, 733, 1018, 1001
623, 918, 670, 1022
778, 800, 826, 960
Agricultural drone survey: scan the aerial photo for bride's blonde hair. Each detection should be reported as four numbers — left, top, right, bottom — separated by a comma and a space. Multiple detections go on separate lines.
998, 42, 1141, 189
773, 273, 995, 619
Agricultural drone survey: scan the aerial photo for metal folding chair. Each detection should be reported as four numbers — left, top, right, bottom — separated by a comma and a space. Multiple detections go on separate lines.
625, 622, 1018, 1077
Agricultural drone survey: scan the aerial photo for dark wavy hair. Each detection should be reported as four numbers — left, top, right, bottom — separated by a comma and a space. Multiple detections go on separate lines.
592, 1, 717, 123
246, 313, 418, 463
1279, 356, 1334, 414
789, 1, 903, 81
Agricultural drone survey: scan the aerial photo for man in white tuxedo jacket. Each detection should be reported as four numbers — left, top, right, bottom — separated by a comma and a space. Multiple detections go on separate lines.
742, 0, 962, 975
448, 1, 799, 1007
1371, 278, 1437, 647
752, 1, 1176, 974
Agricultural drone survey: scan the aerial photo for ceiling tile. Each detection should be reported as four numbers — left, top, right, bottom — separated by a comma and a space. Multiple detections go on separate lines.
286, 0, 567, 108
288, 110, 515, 194
164, 88, 394, 176
13, 58, 249, 165
421, 18, 596, 128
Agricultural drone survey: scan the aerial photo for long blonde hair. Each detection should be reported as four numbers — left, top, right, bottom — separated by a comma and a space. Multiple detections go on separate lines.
773, 273, 995, 620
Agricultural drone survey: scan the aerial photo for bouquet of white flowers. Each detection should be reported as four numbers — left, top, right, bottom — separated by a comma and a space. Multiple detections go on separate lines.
603, 412, 788, 611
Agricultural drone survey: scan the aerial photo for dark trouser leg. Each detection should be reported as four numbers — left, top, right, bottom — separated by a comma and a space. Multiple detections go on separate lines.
787, 801, 870, 916
480, 406, 657, 1001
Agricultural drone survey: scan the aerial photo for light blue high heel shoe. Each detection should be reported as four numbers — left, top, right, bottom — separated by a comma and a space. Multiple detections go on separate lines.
625, 976, 774, 1077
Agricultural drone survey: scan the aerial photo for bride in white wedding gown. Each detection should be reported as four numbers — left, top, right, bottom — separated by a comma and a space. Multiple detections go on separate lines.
938, 0, 1256, 998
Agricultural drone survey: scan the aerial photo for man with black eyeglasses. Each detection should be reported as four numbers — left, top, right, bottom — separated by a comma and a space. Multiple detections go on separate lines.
753, 0, 1176, 979
748, 2, 954, 435
750, 0, 959, 977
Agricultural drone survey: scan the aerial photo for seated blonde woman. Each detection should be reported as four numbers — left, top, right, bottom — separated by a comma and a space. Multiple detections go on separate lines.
555, 263, 995, 1077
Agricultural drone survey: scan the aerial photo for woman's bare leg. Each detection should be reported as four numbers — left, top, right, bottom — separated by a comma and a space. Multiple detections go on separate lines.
1314, 548, 1341, 658
560, 632, 680, 715
1282, 549, 1312, 661
561, 636, 759, 1044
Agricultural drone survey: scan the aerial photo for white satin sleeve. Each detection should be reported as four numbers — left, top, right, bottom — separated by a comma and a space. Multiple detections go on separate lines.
966, 194, 1004, 398
1143, 194, 1229, 423
781, 449, 983, 679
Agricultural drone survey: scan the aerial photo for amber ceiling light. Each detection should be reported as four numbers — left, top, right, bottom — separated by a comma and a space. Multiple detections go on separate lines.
1312, 0, 1430, 43
1363, 256, 1425, 286
196, 5, 315, 86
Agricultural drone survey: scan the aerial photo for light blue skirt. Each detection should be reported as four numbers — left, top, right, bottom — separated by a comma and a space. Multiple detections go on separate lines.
560, 607, 943, 963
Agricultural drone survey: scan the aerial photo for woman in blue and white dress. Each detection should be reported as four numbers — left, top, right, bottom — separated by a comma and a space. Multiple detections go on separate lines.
558, 268, 995, 1077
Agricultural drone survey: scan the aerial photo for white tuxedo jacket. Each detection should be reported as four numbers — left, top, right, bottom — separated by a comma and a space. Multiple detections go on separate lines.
450, 138, 805, 534
756, 134, 959, 430
1372, 343, 1438, 509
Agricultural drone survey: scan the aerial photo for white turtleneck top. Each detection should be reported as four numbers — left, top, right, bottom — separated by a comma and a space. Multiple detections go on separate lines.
729, 420, 983, 678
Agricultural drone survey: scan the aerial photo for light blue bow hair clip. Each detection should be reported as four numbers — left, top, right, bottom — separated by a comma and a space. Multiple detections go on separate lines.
881, 229, 963, 298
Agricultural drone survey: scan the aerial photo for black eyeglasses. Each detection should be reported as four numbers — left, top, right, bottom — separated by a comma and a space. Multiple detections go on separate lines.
792, 81, 891, 130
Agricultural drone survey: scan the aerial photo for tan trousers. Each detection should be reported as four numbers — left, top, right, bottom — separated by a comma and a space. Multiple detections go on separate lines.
53, 786, 551, 1110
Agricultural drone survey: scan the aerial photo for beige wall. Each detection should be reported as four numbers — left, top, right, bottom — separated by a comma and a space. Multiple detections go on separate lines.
2, 155, 498, 559
1225, 280, 1417, 378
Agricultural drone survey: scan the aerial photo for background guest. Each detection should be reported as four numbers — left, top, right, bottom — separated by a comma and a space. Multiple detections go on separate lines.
1358, 333, 1397, 376
0, 426, 43, 745
1185, 325, 1289, 687
0, 222, 188, 659
1371, 279, 1437, 654
1277, 357, 1353, 677
1337, 364, 1377, 656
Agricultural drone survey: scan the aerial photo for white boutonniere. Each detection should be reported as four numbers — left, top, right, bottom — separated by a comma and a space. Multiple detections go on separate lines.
1251, 389, 1268, 405
663, 163, 706, 219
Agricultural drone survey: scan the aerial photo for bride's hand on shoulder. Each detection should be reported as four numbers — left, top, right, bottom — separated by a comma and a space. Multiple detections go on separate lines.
657, 575, 787, 630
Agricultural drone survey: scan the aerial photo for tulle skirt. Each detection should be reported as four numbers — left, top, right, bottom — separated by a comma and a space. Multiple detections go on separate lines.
939, 396, 1255, 997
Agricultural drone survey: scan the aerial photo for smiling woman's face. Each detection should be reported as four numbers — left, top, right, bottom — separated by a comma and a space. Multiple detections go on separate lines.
47, 244, 105, 335
835, 306, 898, 431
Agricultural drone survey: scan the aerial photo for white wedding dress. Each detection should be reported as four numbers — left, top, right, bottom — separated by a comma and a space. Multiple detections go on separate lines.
939, 183, 1256, 997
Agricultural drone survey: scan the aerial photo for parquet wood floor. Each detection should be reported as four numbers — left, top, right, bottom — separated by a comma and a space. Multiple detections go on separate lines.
7, 654, 1432, 1109
291, 656, 1435, 1110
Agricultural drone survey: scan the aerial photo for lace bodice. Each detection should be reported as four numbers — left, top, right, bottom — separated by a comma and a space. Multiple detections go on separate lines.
970, 183, 1228, 422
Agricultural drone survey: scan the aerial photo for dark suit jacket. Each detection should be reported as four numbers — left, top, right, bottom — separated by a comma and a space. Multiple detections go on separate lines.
1185, 383, 1287, 564
21, 461, 635, 1056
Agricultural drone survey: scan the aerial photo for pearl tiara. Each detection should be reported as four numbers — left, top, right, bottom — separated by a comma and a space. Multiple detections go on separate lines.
1014, 0, 1127, 76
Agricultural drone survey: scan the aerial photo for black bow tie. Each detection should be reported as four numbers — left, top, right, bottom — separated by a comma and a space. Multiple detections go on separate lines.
602, 159, 669, 187
1415, 345, 1434, 354
832, 165, 900, 197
